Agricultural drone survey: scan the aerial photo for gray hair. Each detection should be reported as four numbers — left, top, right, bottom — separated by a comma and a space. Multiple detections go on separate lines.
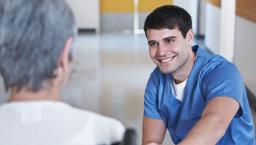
0, 0, 76, 92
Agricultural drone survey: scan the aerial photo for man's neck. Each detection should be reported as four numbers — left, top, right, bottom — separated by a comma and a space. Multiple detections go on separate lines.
172, 49, 196, 84
9, 87, 60, 102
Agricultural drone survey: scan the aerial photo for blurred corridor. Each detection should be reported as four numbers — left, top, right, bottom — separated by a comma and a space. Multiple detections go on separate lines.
61, 33, 256, 144
0, 0, 256, 144
62, 34, 154, 144
0, 33, 255, 145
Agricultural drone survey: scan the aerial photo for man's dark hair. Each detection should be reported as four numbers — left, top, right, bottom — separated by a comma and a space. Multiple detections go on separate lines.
0, 0, 76, 92
144, 5, 192, 38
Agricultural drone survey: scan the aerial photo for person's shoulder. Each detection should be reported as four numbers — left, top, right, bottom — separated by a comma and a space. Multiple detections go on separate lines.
196, 48, 238, 75
79, 110, 125, 141
86, 110, 121, 124
68, 106, 125, 144
197, 48, 226, 64
195, 51, 243, 84
70, 106, 123, 126
198, 58, 243, 88
203, 57, 238, 74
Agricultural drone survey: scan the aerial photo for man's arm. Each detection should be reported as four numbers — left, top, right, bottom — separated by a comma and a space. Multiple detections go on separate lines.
143, 117, 166, 145
178, 96, 239, 145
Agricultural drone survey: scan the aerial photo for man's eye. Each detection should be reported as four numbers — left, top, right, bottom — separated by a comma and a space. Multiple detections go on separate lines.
149, 43, 156, 47
149, 42, 157, 47
165, 38, 175, 44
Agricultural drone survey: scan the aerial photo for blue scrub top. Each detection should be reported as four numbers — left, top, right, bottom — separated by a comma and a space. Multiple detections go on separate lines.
144, 45, 255, 145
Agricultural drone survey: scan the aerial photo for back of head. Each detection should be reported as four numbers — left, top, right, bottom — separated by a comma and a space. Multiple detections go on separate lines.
0, 0, 75, 92
144, 5, 192, 38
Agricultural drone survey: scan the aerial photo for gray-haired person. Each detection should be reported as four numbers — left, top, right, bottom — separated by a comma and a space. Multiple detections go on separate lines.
0, 0, 124, 144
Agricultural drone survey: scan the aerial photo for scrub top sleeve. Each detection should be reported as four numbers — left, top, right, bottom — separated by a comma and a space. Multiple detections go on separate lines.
144, 70, 162, 119
201, 62, 244, 117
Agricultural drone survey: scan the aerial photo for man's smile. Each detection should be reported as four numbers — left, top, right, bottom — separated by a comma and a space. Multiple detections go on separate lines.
158, 55, 176, 63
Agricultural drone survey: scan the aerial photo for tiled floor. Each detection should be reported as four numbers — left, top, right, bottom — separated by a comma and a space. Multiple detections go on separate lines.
61, 33, 158, 144
0, 33, 255, 144
60, 33, 174, 144
62, 33, 256, 144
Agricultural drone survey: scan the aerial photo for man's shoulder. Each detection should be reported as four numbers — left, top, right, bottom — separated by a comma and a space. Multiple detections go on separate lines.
196, 50, 238, 75
201, 58, 237, 75
198, 49, 225, 63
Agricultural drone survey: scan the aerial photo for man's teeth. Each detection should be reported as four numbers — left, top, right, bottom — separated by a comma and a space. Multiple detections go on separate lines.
160, 56, 175, 63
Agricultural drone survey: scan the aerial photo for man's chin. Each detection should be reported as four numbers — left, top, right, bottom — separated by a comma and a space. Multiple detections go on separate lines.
158, 67, 172, 74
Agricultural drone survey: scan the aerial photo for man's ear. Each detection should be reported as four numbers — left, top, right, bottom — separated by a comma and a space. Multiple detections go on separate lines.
59, 37, 73, 72
186, 29, 194, 45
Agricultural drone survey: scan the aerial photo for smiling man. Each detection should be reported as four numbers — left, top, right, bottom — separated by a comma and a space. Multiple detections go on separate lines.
142, 5, 255, 145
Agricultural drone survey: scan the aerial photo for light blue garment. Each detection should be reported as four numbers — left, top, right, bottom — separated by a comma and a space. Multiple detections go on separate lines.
144, 45, 255, 145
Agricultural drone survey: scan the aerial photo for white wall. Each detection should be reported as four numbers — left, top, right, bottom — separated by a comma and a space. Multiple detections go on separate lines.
173, 0, 199, 34
219, 0, 236, 62
234, 17, 256, 95
205, 3, 220, 53
66, 0, 100, 32
199, 0, 206, 35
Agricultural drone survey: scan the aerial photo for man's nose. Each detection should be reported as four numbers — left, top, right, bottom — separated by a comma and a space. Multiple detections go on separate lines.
156, 43, 167, 56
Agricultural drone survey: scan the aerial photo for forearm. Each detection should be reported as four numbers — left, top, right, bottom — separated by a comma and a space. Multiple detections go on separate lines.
178, 96, 239, 145
143, 117, 166, 145
178, 114, 226, 145
143, 141, 162, 145
145, 142, 162, 145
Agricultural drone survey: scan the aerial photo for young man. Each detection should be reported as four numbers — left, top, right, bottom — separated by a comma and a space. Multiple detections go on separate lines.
0, 0, 124, 144
143, 5, 255, 145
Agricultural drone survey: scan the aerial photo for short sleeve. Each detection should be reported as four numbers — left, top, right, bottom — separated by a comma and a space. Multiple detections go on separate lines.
144, 69, 162, 119
201, 62, 244, 117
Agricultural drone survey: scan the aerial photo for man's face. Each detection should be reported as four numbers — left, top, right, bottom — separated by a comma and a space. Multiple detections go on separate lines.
146, 28, 193, 74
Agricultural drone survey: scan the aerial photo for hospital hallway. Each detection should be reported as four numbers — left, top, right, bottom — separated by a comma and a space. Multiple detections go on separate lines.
0, 33, 255, 144
60, 33, 256, 144
63, 33, 159, 144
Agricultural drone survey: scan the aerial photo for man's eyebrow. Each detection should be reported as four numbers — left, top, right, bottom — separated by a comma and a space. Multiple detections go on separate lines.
147, 36, 177, 44
163, 36, 177, 40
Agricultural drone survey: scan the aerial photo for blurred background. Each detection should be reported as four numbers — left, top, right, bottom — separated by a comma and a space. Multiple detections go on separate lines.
0, 0, 255, 144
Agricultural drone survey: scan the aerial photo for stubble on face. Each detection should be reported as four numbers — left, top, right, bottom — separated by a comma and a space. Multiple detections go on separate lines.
147, 28, 192, 72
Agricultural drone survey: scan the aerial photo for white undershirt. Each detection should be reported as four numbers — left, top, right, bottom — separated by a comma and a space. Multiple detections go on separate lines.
172, 79, 187, 102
